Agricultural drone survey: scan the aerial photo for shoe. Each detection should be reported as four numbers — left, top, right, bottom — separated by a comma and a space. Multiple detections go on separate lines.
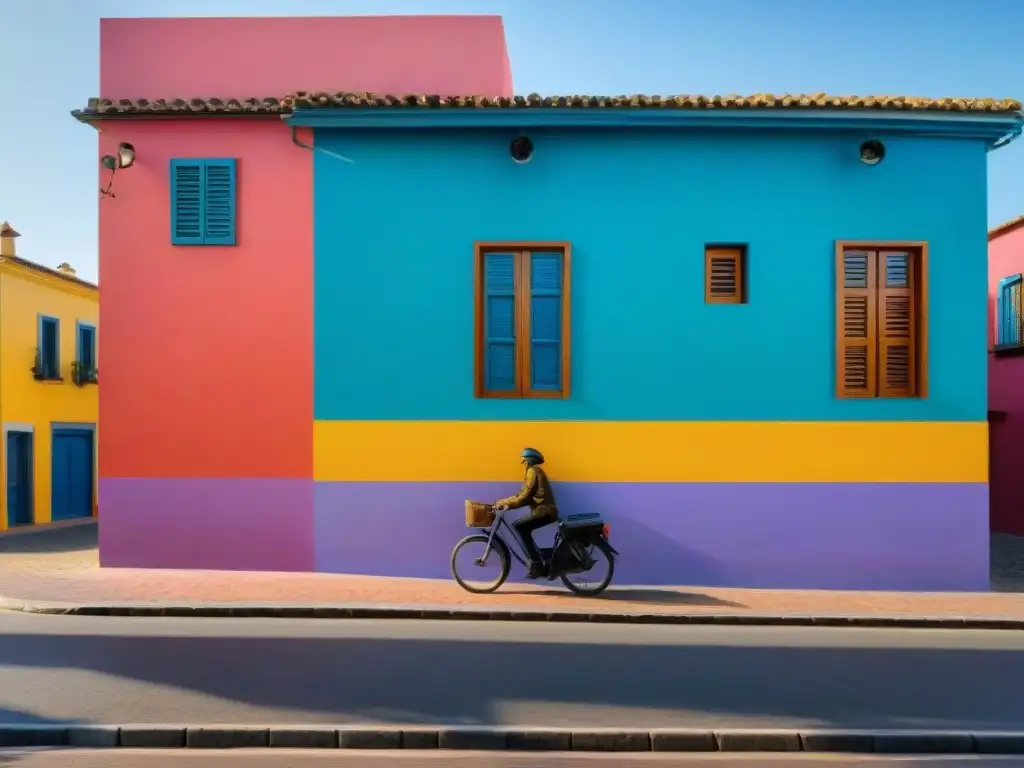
525, 562, 543, 579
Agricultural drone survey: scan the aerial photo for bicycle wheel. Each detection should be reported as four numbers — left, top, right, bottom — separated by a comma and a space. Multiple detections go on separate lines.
450, 534, 511, 594
560, 538, 616, 597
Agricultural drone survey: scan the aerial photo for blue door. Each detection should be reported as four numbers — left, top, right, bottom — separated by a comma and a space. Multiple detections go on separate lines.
51, 428, 94, 521
6, 431, 33, 527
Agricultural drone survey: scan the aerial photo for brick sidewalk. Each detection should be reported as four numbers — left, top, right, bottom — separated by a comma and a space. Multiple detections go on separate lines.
4, 521, 1024, 620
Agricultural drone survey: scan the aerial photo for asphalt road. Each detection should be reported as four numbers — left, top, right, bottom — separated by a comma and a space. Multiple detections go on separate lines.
2, 753, 1023, 767
1, 612, 1024, 729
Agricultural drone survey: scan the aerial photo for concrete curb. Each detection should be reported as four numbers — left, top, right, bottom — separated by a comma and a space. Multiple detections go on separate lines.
1, 726, 1024, 753
1, 596, 1023, 630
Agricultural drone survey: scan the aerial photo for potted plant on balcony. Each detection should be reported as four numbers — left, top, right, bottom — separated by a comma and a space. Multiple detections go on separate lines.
71, 360, 98, 386
31, 348, 45, 380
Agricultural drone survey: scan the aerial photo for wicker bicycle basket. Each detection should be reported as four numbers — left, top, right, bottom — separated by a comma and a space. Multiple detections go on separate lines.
465, 500, 495, 528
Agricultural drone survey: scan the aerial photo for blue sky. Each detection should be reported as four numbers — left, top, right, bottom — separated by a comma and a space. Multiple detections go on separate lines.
2, 0, 1021, 284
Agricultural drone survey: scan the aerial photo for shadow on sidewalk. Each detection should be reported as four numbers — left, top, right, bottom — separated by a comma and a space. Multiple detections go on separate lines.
0, 524, 97, 555
501, 587, 743, 607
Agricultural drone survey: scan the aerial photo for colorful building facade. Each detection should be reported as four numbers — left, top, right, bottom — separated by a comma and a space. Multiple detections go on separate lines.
0, 224, 99, 531
988, 216, 1024, 536
81, 15, 1021, 590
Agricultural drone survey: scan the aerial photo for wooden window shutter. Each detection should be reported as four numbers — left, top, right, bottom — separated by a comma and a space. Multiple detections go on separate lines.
526, 251, 564, 392
170, 159, 204, 245
483, 252, 518, 392
837, 249, 876, 397
1011, 277, 1023, 345
998, 274, 1023, 346
203, 159, 237, 246
877, 251, 916, 398
997, 282, 1006, 346
705, 248, 743, 303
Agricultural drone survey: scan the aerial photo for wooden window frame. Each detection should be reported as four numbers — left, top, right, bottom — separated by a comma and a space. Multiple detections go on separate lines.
835, 240, 929, 400
474, 241, 572, 399
704, 245, 747, 304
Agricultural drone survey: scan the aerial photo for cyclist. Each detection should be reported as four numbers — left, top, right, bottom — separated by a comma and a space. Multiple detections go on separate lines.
494, 447, 559, 579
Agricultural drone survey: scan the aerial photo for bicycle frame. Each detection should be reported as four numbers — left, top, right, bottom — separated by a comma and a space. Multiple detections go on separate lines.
478, 508, 532, 567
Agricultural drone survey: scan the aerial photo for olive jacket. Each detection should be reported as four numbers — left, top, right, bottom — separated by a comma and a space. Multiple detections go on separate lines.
496, 465, 559, 520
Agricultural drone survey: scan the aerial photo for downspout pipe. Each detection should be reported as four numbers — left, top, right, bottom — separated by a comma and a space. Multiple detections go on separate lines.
290, 125, 314, 153
288, 124, 354, 163
990, 115, 1024, 151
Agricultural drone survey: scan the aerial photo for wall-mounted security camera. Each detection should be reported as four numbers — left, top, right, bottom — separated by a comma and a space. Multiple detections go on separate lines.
510, 136, 534, 164
859, 139, 885, 166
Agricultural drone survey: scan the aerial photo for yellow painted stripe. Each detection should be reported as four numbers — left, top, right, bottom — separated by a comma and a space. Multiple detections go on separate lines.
314, 420, 987, 483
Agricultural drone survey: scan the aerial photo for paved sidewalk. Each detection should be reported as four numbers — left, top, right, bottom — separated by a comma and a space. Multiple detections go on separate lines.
3, 522, 1024, 623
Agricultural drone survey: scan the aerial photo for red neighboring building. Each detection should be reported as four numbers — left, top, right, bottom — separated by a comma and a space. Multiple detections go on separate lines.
989, 215, 1024, 535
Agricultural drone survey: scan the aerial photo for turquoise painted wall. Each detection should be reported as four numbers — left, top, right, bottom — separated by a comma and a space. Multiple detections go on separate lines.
313, 128, 989, 421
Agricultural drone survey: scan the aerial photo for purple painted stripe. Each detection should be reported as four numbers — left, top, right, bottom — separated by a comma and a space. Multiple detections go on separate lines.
99, 478, 314, 571
313, 481, 989, 591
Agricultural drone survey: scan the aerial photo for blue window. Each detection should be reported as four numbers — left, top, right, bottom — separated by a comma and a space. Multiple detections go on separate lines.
475, 243, 570, 398
997, 273, 1023, 347
75, 321, 97, 384
170, 158, 237, 245
36, 315, 60, 380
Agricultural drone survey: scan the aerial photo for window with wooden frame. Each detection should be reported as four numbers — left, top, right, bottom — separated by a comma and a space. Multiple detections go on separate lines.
996, 273, 1023, 350
705, 246, 746, 304
836, 242, 928, 399
474, 242, 571, 398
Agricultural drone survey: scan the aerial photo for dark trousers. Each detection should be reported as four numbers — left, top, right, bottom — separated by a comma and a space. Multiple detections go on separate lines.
513, 507, 556, 565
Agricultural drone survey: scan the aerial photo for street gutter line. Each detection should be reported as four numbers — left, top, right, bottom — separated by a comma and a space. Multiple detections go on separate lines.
1, 597, 1023, 630
1, 725, 1024, 754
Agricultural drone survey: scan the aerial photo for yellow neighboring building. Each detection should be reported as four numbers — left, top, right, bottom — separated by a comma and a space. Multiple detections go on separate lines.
0, 222, 98, 531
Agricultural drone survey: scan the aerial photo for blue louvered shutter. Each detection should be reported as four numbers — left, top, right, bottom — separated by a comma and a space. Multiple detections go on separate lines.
1012, 278, 1022, 345
203, 159, 237, 245
170, 159, 205, 245
484, 252, 517, 392
529, 251, 563, 391
998, 280, 1007, 346
999, 274, 1023, 346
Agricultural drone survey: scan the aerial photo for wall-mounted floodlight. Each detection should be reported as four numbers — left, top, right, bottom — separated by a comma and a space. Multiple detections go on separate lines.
100, 143, 136, 198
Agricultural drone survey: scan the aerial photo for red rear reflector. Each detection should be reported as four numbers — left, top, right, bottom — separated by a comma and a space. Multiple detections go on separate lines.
602, 524, 610, 538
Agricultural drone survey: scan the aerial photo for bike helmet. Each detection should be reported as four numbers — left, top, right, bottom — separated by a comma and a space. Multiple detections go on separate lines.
521, 447, 545, 466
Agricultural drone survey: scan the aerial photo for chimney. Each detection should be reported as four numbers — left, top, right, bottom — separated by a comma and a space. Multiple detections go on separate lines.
57, 262, 77, 277
0, 222, 19, 258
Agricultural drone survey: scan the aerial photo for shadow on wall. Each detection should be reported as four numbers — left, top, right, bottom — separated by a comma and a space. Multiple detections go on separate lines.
991, 532, 1024, 592
313, 480, 989, 591
990, 410, 1024, 536
312, 480, 724, 587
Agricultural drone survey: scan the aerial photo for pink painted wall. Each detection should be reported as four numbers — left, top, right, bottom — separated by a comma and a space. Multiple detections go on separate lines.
100, 16, 513, 99
97, 15, 514, 570
988, 222, 1024, 535
97, 119, 316, 569
98, 120, 313, 480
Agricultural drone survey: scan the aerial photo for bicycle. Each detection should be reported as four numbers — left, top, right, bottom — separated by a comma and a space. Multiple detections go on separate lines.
450, 500, 619, 596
